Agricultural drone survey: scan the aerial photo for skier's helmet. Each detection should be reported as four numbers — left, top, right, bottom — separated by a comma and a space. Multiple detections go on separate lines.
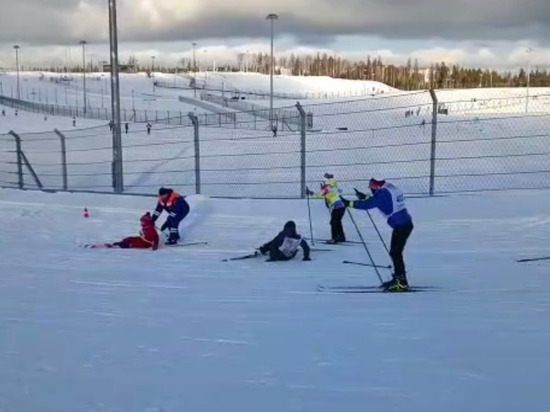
369, 178, 386, 192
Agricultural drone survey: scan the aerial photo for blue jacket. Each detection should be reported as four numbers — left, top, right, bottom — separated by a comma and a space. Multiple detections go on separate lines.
351, 184, 412, 229
153, 190, 190, 222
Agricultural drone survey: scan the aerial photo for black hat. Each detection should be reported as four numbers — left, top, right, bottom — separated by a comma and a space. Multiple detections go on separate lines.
283, 221, 297, 234
158, 187, 172, 196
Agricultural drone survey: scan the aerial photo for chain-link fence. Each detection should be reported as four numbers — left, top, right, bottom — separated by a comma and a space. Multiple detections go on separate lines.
0, 95, 194, 126
2, 88, 550, 198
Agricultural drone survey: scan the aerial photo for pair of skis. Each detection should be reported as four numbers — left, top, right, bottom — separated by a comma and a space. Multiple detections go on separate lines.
222, 247, 333, 262
81, 241, 208, 249
317, 284, 437, 294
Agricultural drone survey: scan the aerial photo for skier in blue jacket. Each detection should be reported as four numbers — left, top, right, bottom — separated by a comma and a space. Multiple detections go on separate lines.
342, 178, 413, 292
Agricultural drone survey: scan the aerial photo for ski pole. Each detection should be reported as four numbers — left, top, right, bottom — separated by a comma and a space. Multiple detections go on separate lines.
346, 209, 384, 284
306, 193, 315, 246
365, 210, 390, 256
342, 260, 392, 269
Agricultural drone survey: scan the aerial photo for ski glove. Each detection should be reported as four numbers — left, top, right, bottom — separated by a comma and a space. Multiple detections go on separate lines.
306, 187, 314, 197
341, 197, 353, 208
354, 188, 368, 200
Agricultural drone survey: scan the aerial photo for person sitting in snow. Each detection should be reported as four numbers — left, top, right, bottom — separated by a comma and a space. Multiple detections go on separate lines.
152, 187, 190, 245
102, 212, 159, 250
342, 178, 413, 292
257, 221, 311, 262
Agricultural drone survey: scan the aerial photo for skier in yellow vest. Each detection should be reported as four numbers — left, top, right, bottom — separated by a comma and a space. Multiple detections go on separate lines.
306, 173, 346, 244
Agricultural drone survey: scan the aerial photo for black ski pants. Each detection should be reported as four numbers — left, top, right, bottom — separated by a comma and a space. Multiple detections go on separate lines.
390, 221, 414, 281
330, 207, 346, 242
268, 244, 294, 261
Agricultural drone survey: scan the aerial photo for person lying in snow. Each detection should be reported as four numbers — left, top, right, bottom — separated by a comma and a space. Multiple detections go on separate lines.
101, 212, 160, 250
257, 221, 311, 262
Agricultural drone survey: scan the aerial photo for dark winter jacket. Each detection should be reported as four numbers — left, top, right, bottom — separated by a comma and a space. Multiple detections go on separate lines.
259, 221, 310, 259
152, 189, 190, 222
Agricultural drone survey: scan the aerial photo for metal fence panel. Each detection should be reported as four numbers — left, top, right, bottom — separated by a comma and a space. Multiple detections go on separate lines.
0, 133, 18, 188
2, 88, 550, 198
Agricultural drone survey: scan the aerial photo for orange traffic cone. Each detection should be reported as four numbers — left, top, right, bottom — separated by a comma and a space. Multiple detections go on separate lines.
83, 207, 90, 218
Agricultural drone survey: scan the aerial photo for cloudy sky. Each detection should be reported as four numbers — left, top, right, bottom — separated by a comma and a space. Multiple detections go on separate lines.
0, 0, 548, 70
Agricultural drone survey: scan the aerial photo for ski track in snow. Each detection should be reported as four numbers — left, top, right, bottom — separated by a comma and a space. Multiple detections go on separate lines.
0, 189, 550, 412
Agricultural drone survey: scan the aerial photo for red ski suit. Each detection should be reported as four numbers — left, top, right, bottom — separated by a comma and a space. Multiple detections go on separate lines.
115, 213, 159, 250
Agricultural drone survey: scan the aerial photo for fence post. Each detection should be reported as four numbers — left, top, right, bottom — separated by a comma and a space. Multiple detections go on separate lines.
428, 89, 438, 197
54, 129, 68, 190
9, 130, 23, 189
188, 113, 201, 195
296, 102, 307, 199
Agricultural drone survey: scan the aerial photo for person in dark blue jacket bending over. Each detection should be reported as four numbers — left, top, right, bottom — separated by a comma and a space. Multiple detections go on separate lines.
152, 187, 190, 245
343, 178, 413, 292
258, 221, 311, 262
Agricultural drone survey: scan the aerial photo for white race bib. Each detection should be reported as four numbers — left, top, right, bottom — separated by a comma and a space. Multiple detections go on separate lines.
280, 237, 301, 257
378, 183, 406, 218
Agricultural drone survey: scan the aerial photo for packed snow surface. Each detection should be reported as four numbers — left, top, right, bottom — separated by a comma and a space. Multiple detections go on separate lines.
0, 188, 549, 411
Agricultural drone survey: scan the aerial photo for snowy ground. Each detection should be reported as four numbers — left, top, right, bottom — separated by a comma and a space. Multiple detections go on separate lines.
1, 188, 549, 412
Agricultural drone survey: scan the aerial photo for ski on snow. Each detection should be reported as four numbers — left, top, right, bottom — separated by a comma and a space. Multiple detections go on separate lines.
516, 256, 550, 263
316, 284, 438, 294
307, 238, 362, 246
81, 241, 208, 249
222, 252, 259, 262
164, 241, 209, 248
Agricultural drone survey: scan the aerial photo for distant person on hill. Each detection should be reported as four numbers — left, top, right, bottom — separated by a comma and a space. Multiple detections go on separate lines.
257, 221, 311, 262
72, 117, 76, 127
152, 187, 190, 245
306, 173, 346, 244
109, 120, 114, 131
15, 110, 18, 116
342, 178, 413, 292
146, 122, 152, 135
125, 122, 129, 134
2, 109, 5, 116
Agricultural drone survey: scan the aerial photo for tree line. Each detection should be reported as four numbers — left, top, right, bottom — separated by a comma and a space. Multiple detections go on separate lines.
236, 52, 550, 90
9, 52, 550, 90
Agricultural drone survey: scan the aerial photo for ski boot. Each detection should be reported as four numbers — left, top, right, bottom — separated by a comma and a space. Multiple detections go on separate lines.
383, 276, 409, 293
165, 235, 179, 246
380, 273, 397, 289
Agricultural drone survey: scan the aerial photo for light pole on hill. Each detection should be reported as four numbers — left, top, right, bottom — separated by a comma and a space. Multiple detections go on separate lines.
526, 47, 533, 113
151, 56, 156, 93
266, 13, 278, 131
13, 45, 20, 100
108, 0, 124, 193
80, 40, 87, 114
192, 42, 197, 98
